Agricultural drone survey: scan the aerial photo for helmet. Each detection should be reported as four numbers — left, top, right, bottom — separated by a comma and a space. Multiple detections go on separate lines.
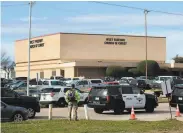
71, 84, 75, 88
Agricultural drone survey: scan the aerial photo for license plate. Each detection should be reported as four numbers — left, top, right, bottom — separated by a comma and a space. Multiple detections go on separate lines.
95, 97, 99, 100
178, 97, 183, 100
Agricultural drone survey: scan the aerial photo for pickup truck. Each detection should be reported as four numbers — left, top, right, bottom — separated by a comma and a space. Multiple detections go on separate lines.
67, 79, 103, 92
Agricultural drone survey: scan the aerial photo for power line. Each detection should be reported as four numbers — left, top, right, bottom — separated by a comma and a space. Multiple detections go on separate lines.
1, 3, 29, 7
90, 1, 183, 16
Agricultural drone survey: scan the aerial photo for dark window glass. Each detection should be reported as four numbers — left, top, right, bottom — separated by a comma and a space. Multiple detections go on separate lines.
173, 88, 183, 96
38, 81, 43, 85
41, 88, 53, 93
90, 87, 107, 96
73, 78, 79, 80
83, 81, 88, 85
77, 81, 84, 85
90, 80, 102, 84
43, 81, 49, 85
108, 88, 120, 95
50, 76, 54, 79
52, 89, 61, 92
121, 86, 133, 94
51, 81, 66, 86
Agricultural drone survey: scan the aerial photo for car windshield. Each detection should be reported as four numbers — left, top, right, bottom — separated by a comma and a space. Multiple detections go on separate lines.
73, 78, 79, 80
51, 81, 66, 86
173, 88, 183, 96
160, 77, 171, 81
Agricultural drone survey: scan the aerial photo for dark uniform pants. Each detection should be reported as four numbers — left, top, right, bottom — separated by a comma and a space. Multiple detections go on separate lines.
68, 101, 78, 120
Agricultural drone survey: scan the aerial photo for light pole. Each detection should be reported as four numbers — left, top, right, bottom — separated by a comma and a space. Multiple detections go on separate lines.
144, 9, 149, 81
27, 1, 34, 96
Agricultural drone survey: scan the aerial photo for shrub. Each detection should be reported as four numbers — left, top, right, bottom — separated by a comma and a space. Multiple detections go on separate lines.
137, 60, 160, 76
128, 68, 141, 76
106, 66, 128, 78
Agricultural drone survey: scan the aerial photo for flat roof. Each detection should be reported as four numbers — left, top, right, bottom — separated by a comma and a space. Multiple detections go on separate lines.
15, 32, 166, 42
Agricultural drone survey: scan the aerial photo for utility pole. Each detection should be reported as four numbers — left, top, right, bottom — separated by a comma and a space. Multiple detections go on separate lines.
27, 1, 34, 96
144, 9, 149, 81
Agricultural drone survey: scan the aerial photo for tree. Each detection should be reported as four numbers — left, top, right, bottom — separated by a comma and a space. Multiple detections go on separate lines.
128, 68, 142, 76
1, 51, 15, 79
137, 60, 160, 76
106, 66, 128, 79
172, 54, 183, 63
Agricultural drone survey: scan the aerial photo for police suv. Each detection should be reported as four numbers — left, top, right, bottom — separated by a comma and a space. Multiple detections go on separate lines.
40, 86, 88, 107
87, 84, 158, 114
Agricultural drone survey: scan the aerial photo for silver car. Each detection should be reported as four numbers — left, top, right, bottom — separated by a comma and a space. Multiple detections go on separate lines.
0, 101, 28, 122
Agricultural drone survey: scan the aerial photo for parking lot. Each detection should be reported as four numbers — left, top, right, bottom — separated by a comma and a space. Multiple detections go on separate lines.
35, 103, 183, 121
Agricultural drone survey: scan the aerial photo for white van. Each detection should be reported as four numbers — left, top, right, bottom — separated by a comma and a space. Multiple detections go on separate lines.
154, 76, 181, 83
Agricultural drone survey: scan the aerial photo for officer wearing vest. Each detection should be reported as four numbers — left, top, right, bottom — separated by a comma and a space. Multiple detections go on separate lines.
65, 84, 80, 121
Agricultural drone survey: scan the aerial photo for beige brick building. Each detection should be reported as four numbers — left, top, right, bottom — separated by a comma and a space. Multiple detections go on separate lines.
15, 32, 183, 79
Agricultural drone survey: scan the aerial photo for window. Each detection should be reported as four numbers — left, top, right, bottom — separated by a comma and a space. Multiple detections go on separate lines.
3, 89, 16, 97
43, 81, 49, 85
90, 87, 107, 96
38, 81, 43, 85
41, 88, 53, 93
121, 86, 133, 94
173, 88, 183, 96
40, 72, 44, 79
90, 80, 102, 84
52, 89, 61, 92
50, 76, 54, 79
64, 88, 71, 93
73, 78, 79, 80
77, 81, 84, 85
132, 87, 141, 94
60, 69, 65, 77
108, 88, 120, 95
51, 81, 66, 86
19, 83, 27, 87
52, 71, 56, 76
83, 80, 88, 85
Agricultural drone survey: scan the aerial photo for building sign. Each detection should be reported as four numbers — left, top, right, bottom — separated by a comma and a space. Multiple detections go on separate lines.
104, 38, 127, 45
30, 39, 44, 48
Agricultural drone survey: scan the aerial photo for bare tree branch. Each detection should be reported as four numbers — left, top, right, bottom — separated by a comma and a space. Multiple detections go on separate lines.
1, 51, 11, 67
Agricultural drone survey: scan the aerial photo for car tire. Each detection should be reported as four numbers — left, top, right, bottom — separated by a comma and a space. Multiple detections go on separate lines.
145, 102, 155, 113
154, 92, 160, 97
94, 108, 103, 114
58, 98, 66, 107
12, 112, 24, 122
27, 108, 36, 118
114, 101, 125, 114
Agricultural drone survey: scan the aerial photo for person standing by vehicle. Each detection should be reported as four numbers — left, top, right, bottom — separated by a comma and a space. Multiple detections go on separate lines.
65, 84, 80, 121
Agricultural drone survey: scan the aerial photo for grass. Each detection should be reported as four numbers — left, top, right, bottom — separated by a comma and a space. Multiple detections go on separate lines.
158, 97, 168, 103
1, 119, 183, 133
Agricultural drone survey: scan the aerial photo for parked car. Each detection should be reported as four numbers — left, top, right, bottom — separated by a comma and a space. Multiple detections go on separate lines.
170, 84, 183, 112
121, 77, 134, 83
103, 81, 119, 85
68, 79, 103, 92
64, 77, 85, 84
38, 79, 67, 86
154, 76, 181, 84
50, 76, 64, 80
4, 80, 22, 88
1, 88, 40, 118
118, 79, 130, 85
130, 79, 150, 89
151, 83, 162, 97
1, 101, 28, 122
87, 84, 158, 114
39, 86, 88, 107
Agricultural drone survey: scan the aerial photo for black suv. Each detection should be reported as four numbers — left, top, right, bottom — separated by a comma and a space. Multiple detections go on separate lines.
130, 79, 151, 89
1, 88, 40, 118
87, 84, 158, 114
170, 84, 183, 112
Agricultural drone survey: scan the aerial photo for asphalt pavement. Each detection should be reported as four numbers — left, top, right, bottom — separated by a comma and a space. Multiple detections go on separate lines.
34, 103, 183, 121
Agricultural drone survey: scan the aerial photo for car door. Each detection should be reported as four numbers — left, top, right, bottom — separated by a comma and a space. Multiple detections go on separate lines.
120, 86, 135, 108
0, 102, 8, 121
132, 87, 146, 108
1, 89, 22, 107
82, 80, 89, 91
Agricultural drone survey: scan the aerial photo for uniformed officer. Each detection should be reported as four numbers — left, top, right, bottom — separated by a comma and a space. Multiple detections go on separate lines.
65, 84, 80, 121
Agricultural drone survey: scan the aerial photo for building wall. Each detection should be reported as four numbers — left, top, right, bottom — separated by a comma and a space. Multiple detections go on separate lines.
15, 33, 61, 63
60, 33, 166, 63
